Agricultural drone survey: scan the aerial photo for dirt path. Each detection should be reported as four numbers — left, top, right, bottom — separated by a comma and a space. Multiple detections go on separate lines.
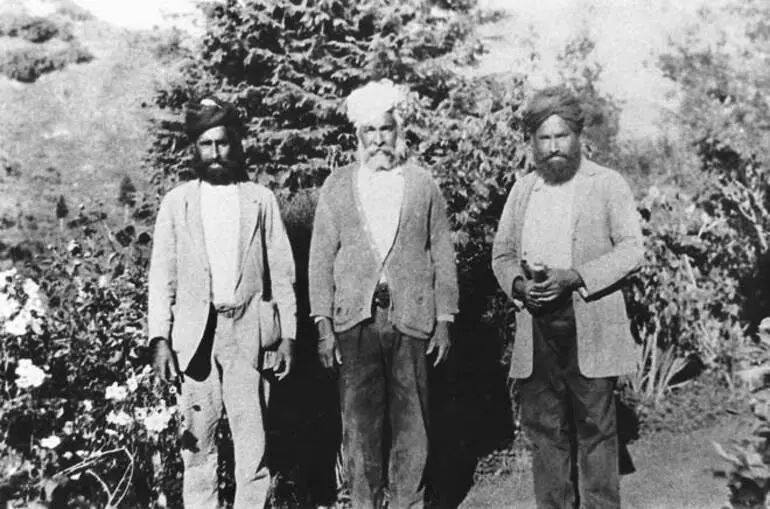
459, 414, 750, 509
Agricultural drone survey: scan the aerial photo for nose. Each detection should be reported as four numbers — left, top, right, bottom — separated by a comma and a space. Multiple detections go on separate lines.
373, 130, 385, 145
547, 138, 559, 153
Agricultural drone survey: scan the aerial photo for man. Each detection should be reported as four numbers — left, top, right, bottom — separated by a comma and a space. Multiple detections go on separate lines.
492, 86, 644, 509
308, 79, 459, 509
148, 97, 297, 509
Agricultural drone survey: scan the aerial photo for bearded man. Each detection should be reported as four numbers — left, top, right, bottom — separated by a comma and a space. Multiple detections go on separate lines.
492, 86, 644, 509
308, 80, 459, 509
147, 97, 297, 509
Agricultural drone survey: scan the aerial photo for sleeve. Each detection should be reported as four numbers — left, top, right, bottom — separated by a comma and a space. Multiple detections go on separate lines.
491, 182, 525, 308
430, 181, 460, 317
308, 188, 340, 320
264, 191, 297, 339
575, 172, 644, 298
147, 194, 177, 344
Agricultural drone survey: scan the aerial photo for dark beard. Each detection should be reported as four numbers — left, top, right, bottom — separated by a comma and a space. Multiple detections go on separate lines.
194, 159, 248, 185
536, 153, 581, 184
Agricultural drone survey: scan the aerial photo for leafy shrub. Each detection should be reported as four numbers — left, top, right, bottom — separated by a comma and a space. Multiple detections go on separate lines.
147, 0, 481, 193
0, 214, 183, 508
0, 14, 68, 43
0, 43, 93, 83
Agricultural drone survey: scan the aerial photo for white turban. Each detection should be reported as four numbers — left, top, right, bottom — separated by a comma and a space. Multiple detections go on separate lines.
345, 79, 408, 127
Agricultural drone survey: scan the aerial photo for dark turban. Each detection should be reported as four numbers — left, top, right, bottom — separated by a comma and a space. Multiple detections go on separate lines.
522, 86, 584, 135
184, 97, 243, 141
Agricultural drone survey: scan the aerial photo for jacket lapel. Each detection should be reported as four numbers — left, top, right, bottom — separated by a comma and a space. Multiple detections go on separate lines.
184, 181, 210, 271
237, 183, 261, 286
514, 173, 538, 255
570, 159, 597, 234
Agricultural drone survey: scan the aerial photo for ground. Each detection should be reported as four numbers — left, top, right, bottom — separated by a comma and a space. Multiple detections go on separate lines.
460, 406, 751, 509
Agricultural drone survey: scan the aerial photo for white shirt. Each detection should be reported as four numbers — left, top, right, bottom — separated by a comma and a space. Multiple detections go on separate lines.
357, 163, 404, 261
521, 174, 576, 270
200, 181, 240, 305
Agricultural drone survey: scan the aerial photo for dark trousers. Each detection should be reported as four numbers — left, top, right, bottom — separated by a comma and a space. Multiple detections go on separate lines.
518, 301, 619, 509
337, 307, 429, 509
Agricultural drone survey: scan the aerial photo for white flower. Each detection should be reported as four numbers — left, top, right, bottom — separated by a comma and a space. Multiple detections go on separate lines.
134, 407, 148, 422
106, 410, 132, 427
40, 435, 61, 449
15, 359, 47, 389
82, 399, 93, 411
0, 291, 20, 321
126, 376, 139, 393
144, 407, 174, 433
105, 382, 128, 402
5, 310, 32, 336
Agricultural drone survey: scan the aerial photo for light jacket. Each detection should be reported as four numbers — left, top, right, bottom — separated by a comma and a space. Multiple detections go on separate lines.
492, 159, 644, 378
147, 180, 296, 371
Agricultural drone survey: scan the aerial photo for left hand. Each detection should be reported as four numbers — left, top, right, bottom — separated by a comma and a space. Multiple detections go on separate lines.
529, 268, 582, 305
427, 321, 452, 367
273, 338, 295, 381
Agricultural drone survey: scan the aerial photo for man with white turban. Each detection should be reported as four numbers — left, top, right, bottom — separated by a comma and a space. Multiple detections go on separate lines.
309, 79, 459, 509
492, 86, 644, 509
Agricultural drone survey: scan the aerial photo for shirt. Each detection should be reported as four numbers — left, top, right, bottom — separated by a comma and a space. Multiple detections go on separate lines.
200, 181, 240, 305
357, 162, 404, 261
521, 174, 577, 270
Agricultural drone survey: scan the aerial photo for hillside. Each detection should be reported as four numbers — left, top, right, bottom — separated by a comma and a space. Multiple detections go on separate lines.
0, 0, 186, 252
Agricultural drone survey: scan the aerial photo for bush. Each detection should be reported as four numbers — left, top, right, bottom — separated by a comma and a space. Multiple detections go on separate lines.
0, 14, 67, 43
0, 43, 93, 83
0, 214, 183, 508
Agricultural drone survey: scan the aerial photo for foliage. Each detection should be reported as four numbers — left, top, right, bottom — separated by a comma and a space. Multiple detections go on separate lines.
147, 0, 482, 194
715, 319, 770, 509
0, 212, 183, 508
658, 0, 770, 331
0, 13, 69, 43
0, 43, 93, 83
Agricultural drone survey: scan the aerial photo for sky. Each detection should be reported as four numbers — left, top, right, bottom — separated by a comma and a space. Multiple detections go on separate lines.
67, 0, 734, 139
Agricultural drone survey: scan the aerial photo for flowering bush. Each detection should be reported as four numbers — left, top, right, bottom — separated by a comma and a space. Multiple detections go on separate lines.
0, 218, 182, 508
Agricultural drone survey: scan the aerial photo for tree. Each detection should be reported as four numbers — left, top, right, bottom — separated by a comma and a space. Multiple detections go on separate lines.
55, 194, 68, 232
147, 0, 480, 194
117, 175, 136, 224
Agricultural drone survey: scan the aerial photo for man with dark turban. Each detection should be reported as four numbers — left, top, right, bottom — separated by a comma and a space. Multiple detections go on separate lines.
148, 96, 297, 508
492, 86, 643, 509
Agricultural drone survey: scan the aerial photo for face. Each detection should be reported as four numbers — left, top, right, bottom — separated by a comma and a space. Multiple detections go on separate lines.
195, 125, 241, 184
358, 111, 399, 171
532, 114, 582, 184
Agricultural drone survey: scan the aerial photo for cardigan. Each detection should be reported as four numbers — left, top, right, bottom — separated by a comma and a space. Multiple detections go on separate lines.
309, 161, 459, 339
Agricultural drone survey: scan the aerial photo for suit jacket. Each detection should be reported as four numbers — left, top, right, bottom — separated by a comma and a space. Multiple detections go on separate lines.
147, 180, 296, 372
309, 161, 459, 338
492, 159, 644, 378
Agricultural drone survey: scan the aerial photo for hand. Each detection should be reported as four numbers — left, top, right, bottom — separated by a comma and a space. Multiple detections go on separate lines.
529, 268, 582, 305
514, 277, 545, 313
273, 338, 295, 381
427, 321, 452, 367
152, 338, 180, 384
318, 334, 342, 369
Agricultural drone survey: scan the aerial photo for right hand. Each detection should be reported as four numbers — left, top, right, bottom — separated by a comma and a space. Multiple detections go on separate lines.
318, 334, 343, 369
514, 277, 545, 313
152, 338, 180, 383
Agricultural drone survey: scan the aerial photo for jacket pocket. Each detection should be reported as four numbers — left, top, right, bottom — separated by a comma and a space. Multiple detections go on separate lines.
401, 287, 435, 335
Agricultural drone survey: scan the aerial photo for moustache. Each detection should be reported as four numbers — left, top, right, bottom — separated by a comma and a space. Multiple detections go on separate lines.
194, 158, 246, 184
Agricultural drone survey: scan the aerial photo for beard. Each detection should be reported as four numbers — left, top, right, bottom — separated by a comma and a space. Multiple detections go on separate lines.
193, 158, 247, 185
535, 152, 581, 184
362, 145, 397, 171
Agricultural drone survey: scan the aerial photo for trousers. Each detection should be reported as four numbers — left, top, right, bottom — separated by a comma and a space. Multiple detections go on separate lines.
518, 300, 619, 509
178, 307, 271, 509
337, 306, 430, 509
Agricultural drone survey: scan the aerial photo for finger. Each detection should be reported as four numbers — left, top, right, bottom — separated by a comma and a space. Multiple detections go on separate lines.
334, 345, 343, 366
426, 340, 436, 356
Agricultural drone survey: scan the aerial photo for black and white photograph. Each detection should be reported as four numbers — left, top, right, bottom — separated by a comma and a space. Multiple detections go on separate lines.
1, 0, 768, 508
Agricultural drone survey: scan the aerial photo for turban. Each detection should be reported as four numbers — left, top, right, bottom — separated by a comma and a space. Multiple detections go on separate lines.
184, 97, 243, 141
345, 79, 408, 127
521, 86, 584, 135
